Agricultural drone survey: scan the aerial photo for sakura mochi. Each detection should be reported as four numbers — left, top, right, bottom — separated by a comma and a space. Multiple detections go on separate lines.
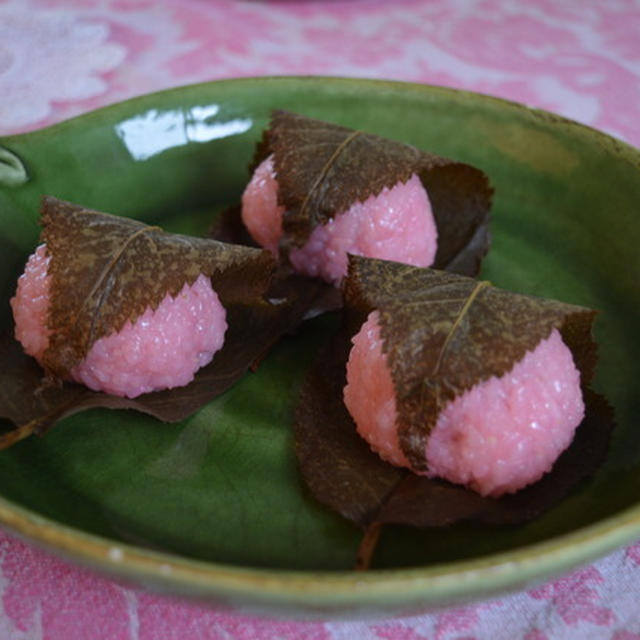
239, 110, 492, 284
242, 155, 438, 285
341, 257, 597, 498
344, 311, 584, 497
9, 196, 276, 402
11, 245, 227, 398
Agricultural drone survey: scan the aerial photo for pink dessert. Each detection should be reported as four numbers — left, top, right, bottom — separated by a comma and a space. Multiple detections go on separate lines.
241, 155, 439, 285
343, 311, 585, 497
10, 245, 228, 398
11, 244, 51, 360
240, 156, 284, 255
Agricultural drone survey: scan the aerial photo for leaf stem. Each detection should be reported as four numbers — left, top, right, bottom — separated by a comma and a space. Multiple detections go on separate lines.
355, 521, 383, 571
0, 421, 36, 450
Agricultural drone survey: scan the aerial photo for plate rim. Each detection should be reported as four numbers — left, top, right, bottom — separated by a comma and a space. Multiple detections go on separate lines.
1, 74, 639, 615
1, 490, 639, 614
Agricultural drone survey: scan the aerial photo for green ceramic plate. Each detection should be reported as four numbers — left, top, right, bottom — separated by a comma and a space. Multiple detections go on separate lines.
0, 77, 639, 619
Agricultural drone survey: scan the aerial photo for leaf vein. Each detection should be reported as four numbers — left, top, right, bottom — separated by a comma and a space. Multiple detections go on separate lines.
432, 280, 490, 375
299, 129, 363, 220
73, 224, 162, 334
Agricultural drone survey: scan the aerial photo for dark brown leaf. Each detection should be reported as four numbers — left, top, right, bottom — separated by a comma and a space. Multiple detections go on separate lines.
209, 207, 343, 320
295, 260, 612, 568
252, 110, 493, 275
0, 287, 317, 448
343, 256, 598, 470
0, 333, 91, 449
294, 327, 613, 568
295, 330, 406, 527
0, 197, 323, 448
41, 196, 275, 378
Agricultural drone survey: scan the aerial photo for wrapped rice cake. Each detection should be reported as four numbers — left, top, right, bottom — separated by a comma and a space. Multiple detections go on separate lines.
10, 196, 276, 399
13, 247, 227, 399
341, 256, 598, 497
345, 313, 584, 497
240, 111, 493, 284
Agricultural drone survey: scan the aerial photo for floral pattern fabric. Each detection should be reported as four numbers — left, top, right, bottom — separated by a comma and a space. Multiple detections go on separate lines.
1, 532, 640, 639
1, 0, 640, 637
2, 0, 640, 148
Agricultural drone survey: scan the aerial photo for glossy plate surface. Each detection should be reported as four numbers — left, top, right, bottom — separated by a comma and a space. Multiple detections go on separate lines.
0, 77, 639, 618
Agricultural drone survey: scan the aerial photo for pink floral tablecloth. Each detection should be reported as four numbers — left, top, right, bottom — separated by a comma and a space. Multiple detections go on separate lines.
1, 0, 640, 638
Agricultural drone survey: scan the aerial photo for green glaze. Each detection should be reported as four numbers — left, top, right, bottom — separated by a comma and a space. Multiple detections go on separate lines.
1, 77, 639, 618
0, 146, 28, 188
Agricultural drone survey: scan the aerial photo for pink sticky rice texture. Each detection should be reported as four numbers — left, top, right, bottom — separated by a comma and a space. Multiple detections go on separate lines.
240, 155, 285, 255
240, 155, 438, 285
343, 311, 585, 497
10, 244, 51, 360
10, 246, 228, 399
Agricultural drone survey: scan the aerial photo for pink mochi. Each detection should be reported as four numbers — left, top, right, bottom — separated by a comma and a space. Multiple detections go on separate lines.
241, 155, 439, 285
10, 245, 228, 399
343, 311, 585, 497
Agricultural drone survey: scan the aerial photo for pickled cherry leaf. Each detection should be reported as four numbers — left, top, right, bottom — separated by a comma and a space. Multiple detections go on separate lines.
343, 256, 598, 469
0, 290, 320, 448
210, 206, 342, 319
0, 197, 324, 449
253, 110, 493, 275
294, 329, 613, 570
0, 295, 294, 448
0, 333, 91, 448
295, 258, 611, 568
41, 196, 276, 378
